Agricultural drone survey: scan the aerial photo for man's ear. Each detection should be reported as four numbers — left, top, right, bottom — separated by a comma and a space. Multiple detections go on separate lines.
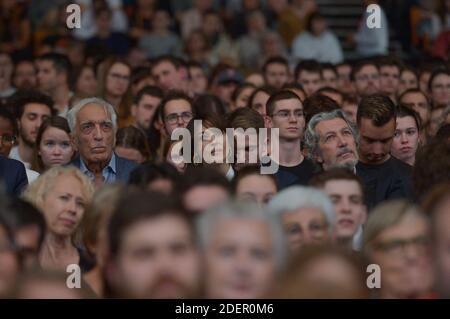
264, 115, 272, 128
71, 134, 79, 152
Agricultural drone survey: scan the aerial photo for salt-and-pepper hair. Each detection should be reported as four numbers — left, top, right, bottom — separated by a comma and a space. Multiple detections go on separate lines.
196, 200, 288, 271
267, 186, 336, 233
304, 109, 359, 160
67, 97, 118, 133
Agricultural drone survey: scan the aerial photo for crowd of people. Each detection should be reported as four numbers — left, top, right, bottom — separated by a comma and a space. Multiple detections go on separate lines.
0, 0, 450, 299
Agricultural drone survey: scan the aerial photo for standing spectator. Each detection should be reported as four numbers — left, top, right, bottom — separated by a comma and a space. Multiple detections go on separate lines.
139, 10, 182, 59
292, 11, 343, 64
22, 166, 95, 272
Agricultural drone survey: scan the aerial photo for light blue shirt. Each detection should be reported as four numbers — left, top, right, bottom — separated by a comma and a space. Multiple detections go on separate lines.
80, 152, 117, 184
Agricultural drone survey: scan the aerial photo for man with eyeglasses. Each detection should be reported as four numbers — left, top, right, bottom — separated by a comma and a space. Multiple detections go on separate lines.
67, 97, 137, 186
350, 60, 380, 99
159, 91, 195, 137
266, 90, 318, 190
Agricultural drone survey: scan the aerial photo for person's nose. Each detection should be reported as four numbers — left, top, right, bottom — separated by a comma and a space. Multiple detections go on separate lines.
176, 115, 184, 126
93, 124, 104, 140
337, 133, 347, 147
339, 199, 351, 215
66, 198, 77, 215
52, 145, 62, 155
400, 132, 409, 144
288, 112, 297, 123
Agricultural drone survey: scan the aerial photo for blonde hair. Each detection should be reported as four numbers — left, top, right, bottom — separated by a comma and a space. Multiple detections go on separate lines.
22, 166, 95, 242
362, 199, 428, 254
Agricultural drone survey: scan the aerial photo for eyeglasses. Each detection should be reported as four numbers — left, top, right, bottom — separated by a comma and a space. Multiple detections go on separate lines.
272, 110, 304, 119
79, 121, 114, 135
373, 235, 430, 256
0, 134, 16, 145
165, 112, 193, 125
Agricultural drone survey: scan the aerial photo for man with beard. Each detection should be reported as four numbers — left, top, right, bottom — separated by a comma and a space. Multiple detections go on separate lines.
304, 109, 359, 172
266, 90, 318, 190
13, 59, 37, 90
9, 90, 54, 181
350, 60, 380, 100
356, 94, 414, 210
105, 190, 200, 298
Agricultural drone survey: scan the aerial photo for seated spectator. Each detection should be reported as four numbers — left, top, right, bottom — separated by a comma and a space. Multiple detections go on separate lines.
115, 126, 151, 164
22, 166, 95, 272
391, 105, 422, 166
128, 162, 180, 194
320, 63, 339, 90
233, 165, 278, 206
183, 30, 211, 70
262, 56, 290, 90
292, 11, 343, 64
247, 86, 276, 116
104, 190, 200, 298
398, 66, 419, 96
73, 65, 98, 97
197, 200, 286, 298
187, 62, 209, 96
267, 186, 336, 253
341, 94, 359, 124
0, 53, 16, 100
230, 83, 256, 111
31, 116, 74, 173
363, 200, 435, 298
294, 60, 323, 97
13, 59, 37, 91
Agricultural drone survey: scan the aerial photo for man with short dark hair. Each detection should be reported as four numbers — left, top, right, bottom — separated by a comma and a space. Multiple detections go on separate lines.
266, 90, 318, 190
105, 190, 200, 298
262, 56, 290, 89
0, 53, 16, 100
130, 85, 164, 133
294, 60, 323, 96
151, 55, 188, 92
36, 53, 73, 116
158, 91, 194, 137
356, 94, 414, 210
13, 59, 37, 90
350, 60, 380, 99
321, 63, 338, 89
378, 56, 402, 102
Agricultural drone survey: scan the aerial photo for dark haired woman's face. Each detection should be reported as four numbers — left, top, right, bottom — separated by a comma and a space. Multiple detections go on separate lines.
106, 63, 130, 98
76, 67, 98, 96
39, 126, 74, 168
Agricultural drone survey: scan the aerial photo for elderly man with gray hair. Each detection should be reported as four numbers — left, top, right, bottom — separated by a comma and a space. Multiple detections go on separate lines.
304, 109, 359, 172
67, 97, 137, 186
267, 186, 336, 252
197, 200, 287, 299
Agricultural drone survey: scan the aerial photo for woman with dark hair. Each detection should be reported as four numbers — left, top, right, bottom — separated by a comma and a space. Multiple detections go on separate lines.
96, 56, 133, 127
230, 82, 256, 111
32, 116, 74, 173
73, 64, 98, 97
115, 126, 151, 164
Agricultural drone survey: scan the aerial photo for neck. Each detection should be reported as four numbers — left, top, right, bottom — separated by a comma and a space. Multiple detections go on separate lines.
278, 138, 303, 166
85, 157, 111, 175
18, 139, 34, 164
105, 93, 121, 111
52, 86, 70, 113
45, 232, 73, 251
405, 156, 415, 166
358, 153, 390, 165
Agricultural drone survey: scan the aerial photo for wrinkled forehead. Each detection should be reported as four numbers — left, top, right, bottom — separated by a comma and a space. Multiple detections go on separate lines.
77, 103, 113, 123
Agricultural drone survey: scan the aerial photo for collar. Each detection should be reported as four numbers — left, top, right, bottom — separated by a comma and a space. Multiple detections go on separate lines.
80, 152, 117, 175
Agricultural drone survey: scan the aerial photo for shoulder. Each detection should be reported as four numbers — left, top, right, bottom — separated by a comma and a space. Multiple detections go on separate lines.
115, 155, 138, 171
389, 157, 413, 174
0, 155, 24, 171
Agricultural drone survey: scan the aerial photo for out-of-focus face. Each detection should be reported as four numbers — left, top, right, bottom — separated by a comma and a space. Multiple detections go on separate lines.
19, 103, 52, 146
13, 61, 37, 90
315, 117, 358, 170
398, 70, 418, 96
265, 63, 289, 89
204, 218, 277, 299
41, 174, 87, 237
115, 146, 145, 164
353, 65, 380, 97
236, 174, 277, 206
0, 54, 13, 86
311, 17, 327, 35
74, 103, 115, 166
321, 90, 343, 106
0, 225, 19, 297
245, 73, 265, 87
110, 215, 200, 298
0, 116, 15, 156
152, 61, 184, 92
183, 186, 229, 214
322, 69, 338, 89
337, 64, 354, 94
39, 126, 74, 168
163, 99, 193, 136
14, 224, 41, 269
297, 71, 322, 96
369, 213, 434, 298
391, 116, 419, 165
430, 74, 450, 106
269, 98, 305, 141
433, 197, 450, 298
106, 63, 130, 98
36, 60, 59, 93
341, 101, 358, 124
379, 65, 400, 96
282, 208, 329, 252
322, 180, 366, 241
188, 66, 208, 95
233, 86, 255, 110
250, 91, 270, 116
147, 178, 173, 194
131, 94, 161, 131
214, 82, 238, 106
76, 67, 97, 96
400, 91, 430, 126
358, 117, 395, 165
